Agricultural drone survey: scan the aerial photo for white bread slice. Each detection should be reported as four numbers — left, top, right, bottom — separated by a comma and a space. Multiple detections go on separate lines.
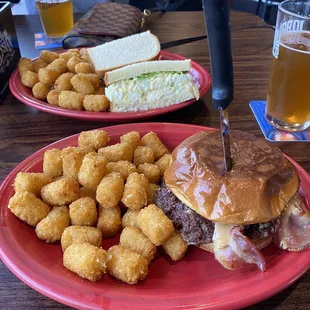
86, 31, 160, 77
104, 59, 192, 86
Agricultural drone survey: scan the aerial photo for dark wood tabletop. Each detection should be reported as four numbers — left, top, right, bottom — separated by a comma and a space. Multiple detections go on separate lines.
0, 11, 309, 310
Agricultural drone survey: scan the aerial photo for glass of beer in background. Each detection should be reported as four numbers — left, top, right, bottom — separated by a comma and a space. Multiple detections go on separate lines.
36, 0, 74, 39
266, 0, 310, 131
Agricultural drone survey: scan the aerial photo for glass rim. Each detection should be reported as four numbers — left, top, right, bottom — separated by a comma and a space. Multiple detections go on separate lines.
279, 0, 310, 20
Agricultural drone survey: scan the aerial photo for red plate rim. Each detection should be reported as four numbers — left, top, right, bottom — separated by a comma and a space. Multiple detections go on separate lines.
0, 123, 309, 310
9, 51, 211, 122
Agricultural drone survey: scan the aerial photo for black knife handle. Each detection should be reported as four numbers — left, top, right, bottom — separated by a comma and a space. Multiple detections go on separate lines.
202, 0, 233, 111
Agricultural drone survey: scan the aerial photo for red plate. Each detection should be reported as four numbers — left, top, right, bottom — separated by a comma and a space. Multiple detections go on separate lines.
0, 123, 309, 310
9, 51, 211, 122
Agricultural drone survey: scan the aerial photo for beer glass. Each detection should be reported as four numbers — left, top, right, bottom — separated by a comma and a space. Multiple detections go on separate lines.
36, 0, 74, 39
266, 0, 310, 131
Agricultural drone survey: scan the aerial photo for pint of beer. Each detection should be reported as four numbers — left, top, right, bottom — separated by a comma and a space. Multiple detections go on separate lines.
36, 0, 73, 38
266, 0, 310, 132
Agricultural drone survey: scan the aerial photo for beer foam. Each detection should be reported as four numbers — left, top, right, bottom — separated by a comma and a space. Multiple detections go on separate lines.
280, 31, 310, 54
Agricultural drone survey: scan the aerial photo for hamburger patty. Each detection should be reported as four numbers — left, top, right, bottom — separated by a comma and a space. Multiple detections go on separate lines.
155, 180, 276, 246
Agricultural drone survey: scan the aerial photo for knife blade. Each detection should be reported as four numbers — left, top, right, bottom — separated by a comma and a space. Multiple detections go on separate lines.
160, 35, 207, 50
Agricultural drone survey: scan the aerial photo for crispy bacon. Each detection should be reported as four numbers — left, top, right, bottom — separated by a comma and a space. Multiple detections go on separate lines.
274, 194, 310, 251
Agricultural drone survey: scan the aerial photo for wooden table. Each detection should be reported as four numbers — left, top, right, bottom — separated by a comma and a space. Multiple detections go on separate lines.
0, 11, 309, 310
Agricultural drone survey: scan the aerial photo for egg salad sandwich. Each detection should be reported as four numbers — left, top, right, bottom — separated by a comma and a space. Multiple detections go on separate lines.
104, 59, 200, 112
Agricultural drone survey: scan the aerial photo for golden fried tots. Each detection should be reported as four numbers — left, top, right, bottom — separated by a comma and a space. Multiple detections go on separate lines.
58, 90, 83, 110
94, 87, 105, 95
97, 205, 121, 237
138, 163, 160, 184
78, 129, 109, 151
147, 183, 159, 204
63, 243, 107, 282
80, 73, 100, 90
69, 197, 97, 226
59, 51, 79, 62
13, 172, 52, 197
61, 145, 93, 159
80, 187, 96, 200
78, 153, 107, 189
21, 71, 39, 88
121, 173, 149, 210
8, 191, 50, 226
41, 177, 80, 206
137, 204, 174, 246
155, 154, 172, 176
96, 172, 124, 208
75, 62, 93, 74
70, 74, 94, 95
47, 89, 60, 106
122, 209, 140, 228
141, 132, 169, 160
83, 94, 110, 112
33, 58, 47, 73
32, 82, 49, 100
48, 58, 67, 74
79, 48, 88, 57
40, 50, 59, 63
106, 161, 137, 179
35, 206, 70, 243
61, 226, 102, 252
120, 131, 140, 151
98, 142, 133, 162
43, 148, 63, 177
67, 56, 82, 72
18, 57, 34, 76
134, 146, 155, 166
120, 227, 156, 262
38, 67, 61, 85
54, 72, 74, 91
107, 245, 148, 285
162, 230, 188, 261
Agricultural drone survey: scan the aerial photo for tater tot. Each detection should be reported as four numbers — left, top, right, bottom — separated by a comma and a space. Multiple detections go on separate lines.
61, 145, 93, 159
141, 132, 169, 160
94, 87, 105, 95
21, 71, 39, 88
107, 245, 148, 285
54, 72, 74, 91
83, 94, 110, 112
38, 67, 61, 85
96, 172, 124, 208
47, 89, 60, 106
75, 62, 93, 74
80, 73, 100, 90
33, 58, 47, 73
67, 56, 82, 72
134, 146, 155, 166
120, 131, 140, 151
162, 230, 188, 261
8, 191, 50, 226
97, 205, 121, 237
106, 161, 137, 179
69, 197, 97, 226
13, 172, 52, 197
147, 183, 159, 204
63, 243, 107, 282
120, 227, 156, 262
155, 154, 172, 176
61, 226, 102, 252
59, 51, 79, 62
137, 204, 174, 246
18, 57, 34, 75
121, 172, 149, 210
32, 82, 49, 100
78, 129, 109, 151
122, 209, 140, 228
98, 142, 133, 163
138, 163, 160, 183
35, 206, 70, 243
58, 90, 83, 110
78, 153, 107, 189
43, 148, 63, 178
41, 177, 80, 206
79, 48, 88, 57
80, 187, 96, 200
48, 58, 67, 74
70, 74, 94, 95
40, 50, 59, 63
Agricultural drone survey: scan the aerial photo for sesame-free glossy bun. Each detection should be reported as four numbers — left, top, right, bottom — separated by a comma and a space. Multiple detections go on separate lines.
164, 130, 299, 225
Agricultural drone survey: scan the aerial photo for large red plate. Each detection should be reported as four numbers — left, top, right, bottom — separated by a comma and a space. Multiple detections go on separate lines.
9, 51, 211, 122
0, 123, 309, 310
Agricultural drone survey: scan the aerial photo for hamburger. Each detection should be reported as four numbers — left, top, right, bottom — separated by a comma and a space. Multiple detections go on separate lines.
154, 130, 310, 271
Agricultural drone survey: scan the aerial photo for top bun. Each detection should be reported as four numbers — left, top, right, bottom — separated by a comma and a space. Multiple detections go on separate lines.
164, 130, 299, 225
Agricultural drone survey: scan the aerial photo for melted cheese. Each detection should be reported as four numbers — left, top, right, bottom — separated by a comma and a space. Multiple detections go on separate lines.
212, 223, 233, 251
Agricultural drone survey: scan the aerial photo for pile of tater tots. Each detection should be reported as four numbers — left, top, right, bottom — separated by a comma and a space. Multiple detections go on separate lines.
18, 49, 110, 112
8, 130, 189, 285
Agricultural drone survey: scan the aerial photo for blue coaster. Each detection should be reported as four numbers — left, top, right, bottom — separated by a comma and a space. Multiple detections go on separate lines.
34, 32, 62, 50
249, 100, 309, 142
